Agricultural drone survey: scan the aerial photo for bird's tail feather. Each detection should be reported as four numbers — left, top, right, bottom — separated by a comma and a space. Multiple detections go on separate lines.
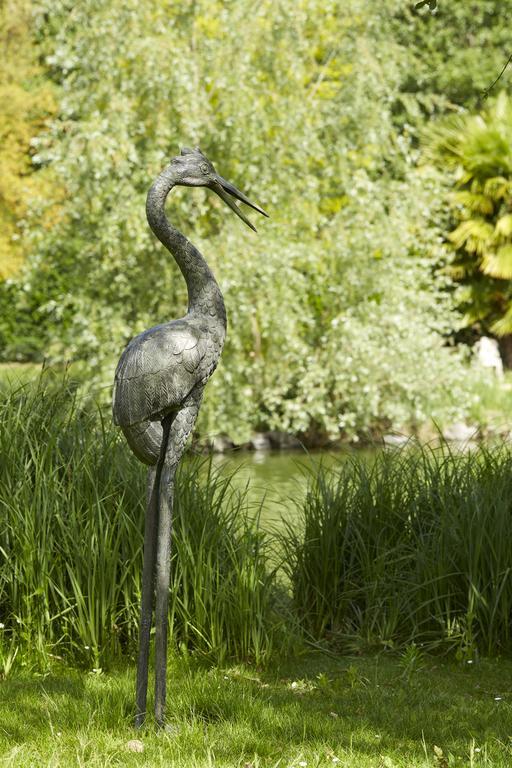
121, 419, 163, 466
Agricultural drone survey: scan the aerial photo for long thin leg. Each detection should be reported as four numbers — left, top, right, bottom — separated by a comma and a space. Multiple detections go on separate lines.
134, 465, 158, 728
153, 386, 204, 727
154, 460, 176, 726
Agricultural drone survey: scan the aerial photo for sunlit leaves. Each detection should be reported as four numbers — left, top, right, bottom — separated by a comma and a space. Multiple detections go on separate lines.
0, 0, 56, 279
495, 213, 512, 238
448, 220, 494, 255
2, 0, 486, 439
429, 92, 512, 336
482, 245, 512, 280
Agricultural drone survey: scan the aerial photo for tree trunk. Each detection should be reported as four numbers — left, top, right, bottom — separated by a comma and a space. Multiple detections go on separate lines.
498, 334, 512, 369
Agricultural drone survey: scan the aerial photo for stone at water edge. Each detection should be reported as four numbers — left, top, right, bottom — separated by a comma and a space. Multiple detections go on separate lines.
382, 434, 413, 449
249, 433, 272, 451
266, 430, 302, 450
126, 739, 144, 753
475, 336, 504, 379
442, 422, 478, 442
210, 434, 235, 453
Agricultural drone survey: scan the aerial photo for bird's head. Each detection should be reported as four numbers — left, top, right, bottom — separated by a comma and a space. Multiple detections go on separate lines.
169, 147, 268, 232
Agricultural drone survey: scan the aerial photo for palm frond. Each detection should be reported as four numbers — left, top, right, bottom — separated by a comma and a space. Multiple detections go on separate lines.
483, 176, 512, 200
495, 214, 512, 239
425, 93, 512, 336
448, 219, 494, 254
451, 190, 494, 216
491, 303, 512, 336
481, 244, 512, 280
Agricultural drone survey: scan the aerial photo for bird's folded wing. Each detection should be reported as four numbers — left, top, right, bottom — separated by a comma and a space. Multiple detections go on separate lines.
113, 323, 207, 426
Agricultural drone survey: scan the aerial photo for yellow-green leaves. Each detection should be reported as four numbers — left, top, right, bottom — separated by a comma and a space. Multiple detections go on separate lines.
0, 0, 56, 279
3, 0, 497, 440
430, 92, 512, 336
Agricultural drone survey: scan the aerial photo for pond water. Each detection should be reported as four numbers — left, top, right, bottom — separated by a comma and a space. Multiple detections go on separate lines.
205, 448, 366, 527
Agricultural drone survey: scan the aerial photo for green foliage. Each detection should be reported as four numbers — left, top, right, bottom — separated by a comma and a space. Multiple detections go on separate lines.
0, 0, 486, 441
391, 0, 512, 121
427, 93, 512, 336
2, 380, 512, 671
0, 376, 277, 668
169, 464, 278, 664
282, 444, 512, 655
0, 0, 56, 279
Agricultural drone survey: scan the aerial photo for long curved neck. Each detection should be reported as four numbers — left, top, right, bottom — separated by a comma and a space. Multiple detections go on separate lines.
146, 166, 226, 327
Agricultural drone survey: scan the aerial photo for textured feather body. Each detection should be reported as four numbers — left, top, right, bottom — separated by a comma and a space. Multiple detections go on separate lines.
113, 163, 229, 467
113, 317, 224, 430
120, 419, 163, 466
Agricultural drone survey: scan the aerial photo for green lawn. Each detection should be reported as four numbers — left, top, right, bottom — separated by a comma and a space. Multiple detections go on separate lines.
1, 654, 511, 767
0, 363, 43, 391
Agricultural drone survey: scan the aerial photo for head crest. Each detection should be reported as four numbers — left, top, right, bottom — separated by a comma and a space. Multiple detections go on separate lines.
180, 146, 206, 157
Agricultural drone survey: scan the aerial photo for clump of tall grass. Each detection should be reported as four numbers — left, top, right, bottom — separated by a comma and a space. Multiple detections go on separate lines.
0, 374, 277, 670
171, 463, 278, 663
282, 445, 512, 656
3, 375, 512, 668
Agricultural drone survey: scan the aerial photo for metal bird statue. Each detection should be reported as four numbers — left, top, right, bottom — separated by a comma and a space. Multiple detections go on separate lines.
112, 147, 268, 728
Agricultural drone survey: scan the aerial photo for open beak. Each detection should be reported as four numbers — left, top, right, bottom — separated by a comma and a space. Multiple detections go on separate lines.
210, 175, 269, 232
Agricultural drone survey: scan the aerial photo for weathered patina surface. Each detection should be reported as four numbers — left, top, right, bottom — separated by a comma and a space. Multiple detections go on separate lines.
113, 148, 267, 727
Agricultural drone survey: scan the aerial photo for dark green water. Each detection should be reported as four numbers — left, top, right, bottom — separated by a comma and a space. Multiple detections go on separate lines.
208, 449, 357, 525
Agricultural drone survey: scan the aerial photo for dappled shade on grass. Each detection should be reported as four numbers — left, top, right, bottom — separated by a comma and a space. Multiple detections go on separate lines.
1, 655, 511, 767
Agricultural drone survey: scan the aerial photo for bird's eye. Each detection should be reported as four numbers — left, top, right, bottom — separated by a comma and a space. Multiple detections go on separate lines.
200, 163, 209, 174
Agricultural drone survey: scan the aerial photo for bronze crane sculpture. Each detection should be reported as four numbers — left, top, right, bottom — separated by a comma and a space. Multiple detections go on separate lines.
112, 147, 267, 728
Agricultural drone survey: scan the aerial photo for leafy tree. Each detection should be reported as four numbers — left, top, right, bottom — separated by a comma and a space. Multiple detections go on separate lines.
0, 0, 55, 279
390, 0, 512, 129
2, 0, 489, 440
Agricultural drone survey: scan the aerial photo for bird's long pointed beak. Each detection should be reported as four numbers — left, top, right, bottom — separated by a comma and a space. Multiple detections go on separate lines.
211, 175, 269, 232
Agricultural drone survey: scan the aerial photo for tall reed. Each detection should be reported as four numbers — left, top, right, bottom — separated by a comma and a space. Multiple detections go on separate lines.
281, 445, 512, 656
0, 374, 277, 669
2, 375, 511, 666
171, 462, 278, 663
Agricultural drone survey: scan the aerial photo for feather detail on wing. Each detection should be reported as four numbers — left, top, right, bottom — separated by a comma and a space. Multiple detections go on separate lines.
112, 320, 207, 427
120, 419, 162, 465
